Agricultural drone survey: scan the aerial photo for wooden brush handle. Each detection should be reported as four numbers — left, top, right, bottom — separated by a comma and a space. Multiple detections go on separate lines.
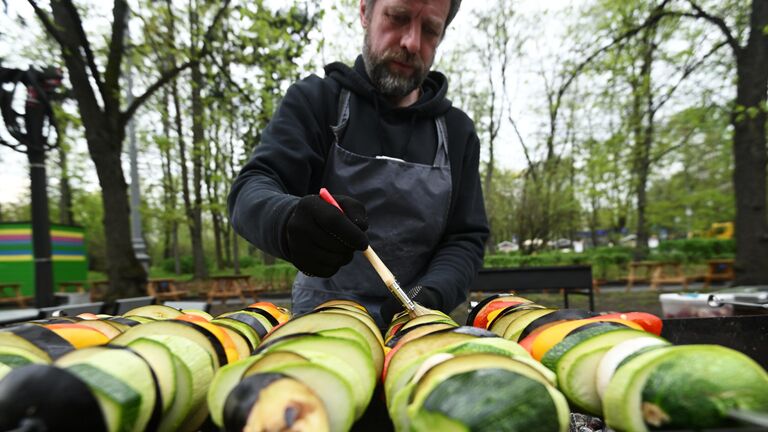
362, 247, 396, 287
320, 188, 425, 316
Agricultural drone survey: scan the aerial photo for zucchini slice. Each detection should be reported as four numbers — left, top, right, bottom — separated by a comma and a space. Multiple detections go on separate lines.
257, 333, 376, 419
262, 311, 384, 377
157, 355, 193, 432
126, 338, 177, 414
604, 345, 768, 432
556, 329, 655, 415
55, 346, 158, 432
594, 336, 670, 400
124, 305, 183, 320
406, 354, 569, 432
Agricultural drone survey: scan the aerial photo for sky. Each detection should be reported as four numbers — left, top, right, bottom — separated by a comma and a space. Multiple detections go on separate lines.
0, 0, 575, 205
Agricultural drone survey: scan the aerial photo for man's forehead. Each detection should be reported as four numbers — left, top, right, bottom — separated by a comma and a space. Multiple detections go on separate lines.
376, 0, 451, 23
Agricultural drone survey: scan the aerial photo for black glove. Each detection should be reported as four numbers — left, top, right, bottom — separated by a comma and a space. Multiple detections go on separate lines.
380, 285, 443, 326
284, 194, 369, 277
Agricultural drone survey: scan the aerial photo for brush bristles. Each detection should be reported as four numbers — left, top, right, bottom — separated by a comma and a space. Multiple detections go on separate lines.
408, 303, 433, 318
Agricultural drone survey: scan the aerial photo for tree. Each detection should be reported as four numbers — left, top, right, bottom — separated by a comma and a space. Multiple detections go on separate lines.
613, 0, 766, 282
28, 0, 230, 296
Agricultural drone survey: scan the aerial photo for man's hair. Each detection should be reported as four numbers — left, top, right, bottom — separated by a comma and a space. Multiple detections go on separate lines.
364, 0, 462, 32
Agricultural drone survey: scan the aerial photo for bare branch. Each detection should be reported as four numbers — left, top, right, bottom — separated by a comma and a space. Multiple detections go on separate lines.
508, 114, 536, 176
547, 0, 674, 150
208, 55, 257, 107
104, 0, 129, 110
686, 0, 741, 53
562, 1, 672, 90
62, 0, 106, 101
654, 40, 728, 111
652, 104, 719, 165
122, 0, 231, 125
27, 0, 68, 52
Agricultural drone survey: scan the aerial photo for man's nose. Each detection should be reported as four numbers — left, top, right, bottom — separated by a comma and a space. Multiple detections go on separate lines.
401, 21, 422, 54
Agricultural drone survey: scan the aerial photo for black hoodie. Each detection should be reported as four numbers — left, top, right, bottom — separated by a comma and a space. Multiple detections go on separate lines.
228, 56, 489, 312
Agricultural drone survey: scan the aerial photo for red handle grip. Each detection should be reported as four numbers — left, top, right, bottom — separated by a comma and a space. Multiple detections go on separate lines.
319, 188, 343, 213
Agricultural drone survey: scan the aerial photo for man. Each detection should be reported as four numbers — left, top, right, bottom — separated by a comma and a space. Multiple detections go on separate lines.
228, 0, 488, 329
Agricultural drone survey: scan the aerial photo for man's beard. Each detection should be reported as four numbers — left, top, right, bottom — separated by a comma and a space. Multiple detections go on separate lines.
362, 30, 430, 98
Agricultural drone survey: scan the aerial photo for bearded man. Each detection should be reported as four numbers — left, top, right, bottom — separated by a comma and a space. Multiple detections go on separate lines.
228, 0, 488, 329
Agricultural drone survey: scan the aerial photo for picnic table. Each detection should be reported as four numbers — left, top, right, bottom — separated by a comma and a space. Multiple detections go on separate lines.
146, 278, 188, 301
649, 262, 688, 291
626, 261, 688, 292
625, 261, 656, 291
703, 258, 735, 288
58, 281, 87, 293
207, 275, 250, 305
0, 283, 32, 308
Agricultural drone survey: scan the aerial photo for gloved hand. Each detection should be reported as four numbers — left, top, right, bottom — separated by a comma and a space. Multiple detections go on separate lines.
284, 194, 369, 277
380, 285, 443, 326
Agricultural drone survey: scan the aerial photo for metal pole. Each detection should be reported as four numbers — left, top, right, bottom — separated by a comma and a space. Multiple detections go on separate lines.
125, 22, 150, 272
26, 95, 54, 307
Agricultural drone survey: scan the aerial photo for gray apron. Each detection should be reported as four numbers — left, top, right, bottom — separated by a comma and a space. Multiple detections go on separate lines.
291, 89, 452, 328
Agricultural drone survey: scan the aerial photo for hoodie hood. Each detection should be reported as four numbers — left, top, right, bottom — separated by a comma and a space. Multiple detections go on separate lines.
325, 55, 452, 117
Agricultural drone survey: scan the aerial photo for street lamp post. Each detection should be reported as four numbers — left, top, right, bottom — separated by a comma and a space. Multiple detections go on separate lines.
125, 24, 150, 272
0, 66, 64, 307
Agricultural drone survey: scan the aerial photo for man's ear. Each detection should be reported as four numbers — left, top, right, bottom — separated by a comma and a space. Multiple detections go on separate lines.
360, 0, 369, 29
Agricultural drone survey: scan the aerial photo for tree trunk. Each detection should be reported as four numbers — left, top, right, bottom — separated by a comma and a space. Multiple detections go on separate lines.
189, 4, 208, 279
172, 79, 196, 274
57, 143, 74, 225
631, 29, 656, 261
160, 86, 181, 275
232, 230, 241, 275
223, 223, 232, 267
90, 132, 146, 298
160, 88, 173, 261
48, 0, 146, 298
732, 0, 768, 285
211, 212, 224, 270
205, 121, 224, 271
590, 195, 600, 248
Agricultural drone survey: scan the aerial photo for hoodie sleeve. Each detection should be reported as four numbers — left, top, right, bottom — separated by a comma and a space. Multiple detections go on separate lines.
416, 125, 489, 313
228, 76, 335, 259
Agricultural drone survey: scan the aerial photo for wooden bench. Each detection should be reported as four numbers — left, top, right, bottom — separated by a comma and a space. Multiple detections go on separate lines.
146, 278, 188, 301
625, 261, 657, 292
703, 259, 735, 288
58, 281, 87, 293
470, 266, 595, 311
207, 275, 249, 305
650, 262, 688, 291
0, 283, 33, 308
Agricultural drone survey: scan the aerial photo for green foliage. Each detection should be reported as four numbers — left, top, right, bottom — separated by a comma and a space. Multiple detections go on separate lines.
161, 255, 210, 274
247, 263, 298, 289
237, 255, 257, 268
71, 191, 107, 272
656, 239, 735, 262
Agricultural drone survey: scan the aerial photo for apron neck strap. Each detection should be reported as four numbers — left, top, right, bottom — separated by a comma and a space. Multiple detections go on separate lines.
336, 88, 449, 167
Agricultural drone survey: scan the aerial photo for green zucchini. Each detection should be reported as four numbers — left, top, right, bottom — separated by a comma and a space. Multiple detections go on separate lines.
407, 355, 569, 432
556, 329, 650, 415
604, 345, 768, 432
